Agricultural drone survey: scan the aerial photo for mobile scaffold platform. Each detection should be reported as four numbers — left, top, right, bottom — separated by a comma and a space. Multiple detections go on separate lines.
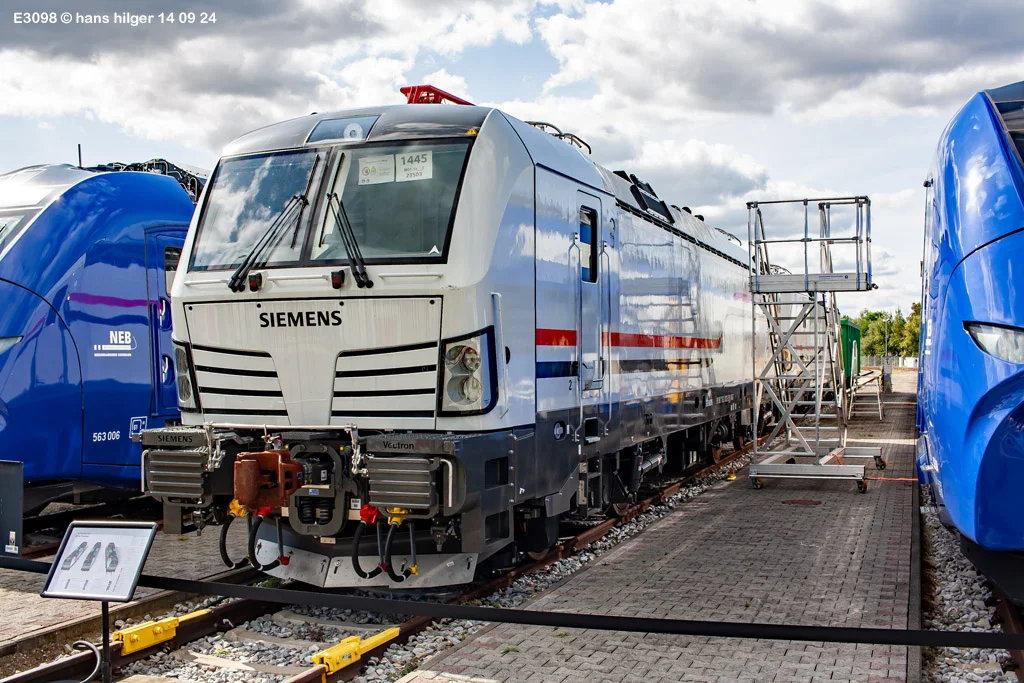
747, 196, 884, 492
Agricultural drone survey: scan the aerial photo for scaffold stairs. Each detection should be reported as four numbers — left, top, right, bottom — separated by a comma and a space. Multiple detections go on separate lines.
746, 197, 884, 491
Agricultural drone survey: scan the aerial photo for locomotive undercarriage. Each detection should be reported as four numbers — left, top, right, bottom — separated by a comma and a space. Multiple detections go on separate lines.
139, 405, 752, 588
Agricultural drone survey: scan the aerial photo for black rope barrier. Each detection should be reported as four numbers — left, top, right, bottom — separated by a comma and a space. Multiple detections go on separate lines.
4, 556, 1022, 651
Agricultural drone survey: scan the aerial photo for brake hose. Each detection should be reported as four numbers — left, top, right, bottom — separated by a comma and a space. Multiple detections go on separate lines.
218, 514, 250, 570
351, 521, 383, 579
246, 515, 282, 571
383, 522, 414, 583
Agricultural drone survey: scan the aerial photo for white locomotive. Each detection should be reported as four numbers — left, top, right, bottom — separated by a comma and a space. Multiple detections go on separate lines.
140, 86, 766, 588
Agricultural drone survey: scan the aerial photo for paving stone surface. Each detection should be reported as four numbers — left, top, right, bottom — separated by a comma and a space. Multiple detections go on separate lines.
401, 372, 918, 683
0, 521, 247, 645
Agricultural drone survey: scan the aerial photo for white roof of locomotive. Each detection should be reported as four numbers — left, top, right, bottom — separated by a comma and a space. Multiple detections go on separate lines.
220, 104, 748, 265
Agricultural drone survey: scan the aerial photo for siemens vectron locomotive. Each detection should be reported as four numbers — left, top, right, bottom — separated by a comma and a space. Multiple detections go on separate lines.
0, 162, 200, 513
918, 80, 1024, 602
139, 86, 765, 588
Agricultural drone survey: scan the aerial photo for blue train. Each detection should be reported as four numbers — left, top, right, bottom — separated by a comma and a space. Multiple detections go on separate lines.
0, 161, 201, 513
918, 80, 1024, 602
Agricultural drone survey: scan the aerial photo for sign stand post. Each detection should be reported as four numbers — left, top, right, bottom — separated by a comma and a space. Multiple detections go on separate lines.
41, 521, 158, 683
101, 601, 111, 683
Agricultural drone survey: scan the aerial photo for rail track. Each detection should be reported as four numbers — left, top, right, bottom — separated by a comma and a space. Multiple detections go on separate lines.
1, 442, 757, 683
21, 497, 163, 560
994, 589, 1024, 683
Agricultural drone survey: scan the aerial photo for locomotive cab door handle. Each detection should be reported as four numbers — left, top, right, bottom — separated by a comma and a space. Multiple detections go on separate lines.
161, 354, 173, 383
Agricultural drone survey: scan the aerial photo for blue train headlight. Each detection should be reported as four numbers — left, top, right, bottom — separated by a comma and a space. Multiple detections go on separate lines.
173, 342, 200, 411
965, 322, 1024, 364
0, 336, 22, 355
438, 328, 497, 416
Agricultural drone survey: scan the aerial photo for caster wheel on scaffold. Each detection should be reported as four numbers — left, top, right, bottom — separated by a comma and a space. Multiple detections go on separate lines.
857, 480, 869, 493
751, 477, 764, 490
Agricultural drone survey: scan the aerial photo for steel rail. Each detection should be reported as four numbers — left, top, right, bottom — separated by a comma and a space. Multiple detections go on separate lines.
994, 588, 1024, 683
2, 441, 758, 683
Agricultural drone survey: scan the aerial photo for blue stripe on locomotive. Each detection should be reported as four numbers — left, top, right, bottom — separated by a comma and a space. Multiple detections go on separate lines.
0, 168, 193, 490
918, 81, 1024, 550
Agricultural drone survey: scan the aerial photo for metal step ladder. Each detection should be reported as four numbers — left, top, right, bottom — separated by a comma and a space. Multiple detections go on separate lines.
849, 368, 884, 420
747, 197, 885, 492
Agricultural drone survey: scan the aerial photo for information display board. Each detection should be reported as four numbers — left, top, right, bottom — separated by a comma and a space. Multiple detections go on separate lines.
41, 521, 158, 602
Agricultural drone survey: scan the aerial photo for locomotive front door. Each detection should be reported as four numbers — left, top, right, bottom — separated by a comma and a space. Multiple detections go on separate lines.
575, 192, 608, 444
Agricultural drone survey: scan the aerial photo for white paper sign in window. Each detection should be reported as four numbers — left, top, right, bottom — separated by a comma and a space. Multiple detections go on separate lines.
358, 155, 395, 185
397, 151, 433, 183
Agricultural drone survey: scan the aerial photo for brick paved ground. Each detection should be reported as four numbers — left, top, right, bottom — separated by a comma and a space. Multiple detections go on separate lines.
0, 521, 247, 645
401, 372, 918, 683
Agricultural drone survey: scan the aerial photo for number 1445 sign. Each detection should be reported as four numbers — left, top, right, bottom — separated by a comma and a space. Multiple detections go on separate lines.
397, 151, 432, 182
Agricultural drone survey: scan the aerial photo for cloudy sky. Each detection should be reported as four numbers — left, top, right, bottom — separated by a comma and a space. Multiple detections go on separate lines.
2, 0, 1020, 315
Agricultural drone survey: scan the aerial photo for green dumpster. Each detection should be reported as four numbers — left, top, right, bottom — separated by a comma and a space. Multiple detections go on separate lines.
840, 319, 861, 384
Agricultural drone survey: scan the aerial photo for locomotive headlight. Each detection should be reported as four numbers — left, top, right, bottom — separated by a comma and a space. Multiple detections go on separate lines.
439, 328, 497, 416
965, 322, 1024, 365
444, 344, 481, 372
173, 342, 200, 410
458, 376, 483, 402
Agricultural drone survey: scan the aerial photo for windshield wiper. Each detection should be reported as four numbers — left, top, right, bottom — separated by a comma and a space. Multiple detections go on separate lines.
326, 192, 373, 288
227, 194, 304, 292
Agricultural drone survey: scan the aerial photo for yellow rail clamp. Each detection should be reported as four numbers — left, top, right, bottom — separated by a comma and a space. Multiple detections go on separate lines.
113, 609, 211, 655
312, 627, 400, 674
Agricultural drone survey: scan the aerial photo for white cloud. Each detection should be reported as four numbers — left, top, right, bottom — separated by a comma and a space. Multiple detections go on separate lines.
535, 0, 1024, 121
420, 69, 474, 102
0, 1, 540, 153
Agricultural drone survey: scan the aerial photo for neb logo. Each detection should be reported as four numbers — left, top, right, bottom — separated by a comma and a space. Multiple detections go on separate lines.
110, 330, 133, 345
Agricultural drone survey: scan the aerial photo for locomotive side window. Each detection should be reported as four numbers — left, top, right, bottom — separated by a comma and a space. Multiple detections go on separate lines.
579, 207, 598, 283
164, 246, 182, 292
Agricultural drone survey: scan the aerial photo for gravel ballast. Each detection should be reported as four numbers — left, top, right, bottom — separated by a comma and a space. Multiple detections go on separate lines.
921, 504, 1016, 683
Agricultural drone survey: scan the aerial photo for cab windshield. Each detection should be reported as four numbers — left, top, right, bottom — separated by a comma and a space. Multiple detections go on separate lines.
190, 140, 471, 271
312, 140, 470, 262
190, 149, 320, 271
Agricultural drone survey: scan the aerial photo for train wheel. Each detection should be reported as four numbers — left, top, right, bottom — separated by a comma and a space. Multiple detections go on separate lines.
527, 549, 552, 562
874, 456, 887, 470
612, 502, 632, 517
751, 477, 763, 490
857, 480, 868, 494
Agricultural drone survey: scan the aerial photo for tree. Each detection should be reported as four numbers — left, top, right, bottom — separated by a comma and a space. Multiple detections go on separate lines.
861, 318, 886, 356
901, 302, 922, 357
889, 310, 906, 356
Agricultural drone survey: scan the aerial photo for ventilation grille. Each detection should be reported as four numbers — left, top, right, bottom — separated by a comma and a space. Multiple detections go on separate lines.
332, 341, 438, 428
367, 455, 438, 513
144, 448, 208, 502
192, 345, 287, 419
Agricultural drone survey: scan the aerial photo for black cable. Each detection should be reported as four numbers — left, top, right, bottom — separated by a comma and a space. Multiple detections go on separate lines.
383, 523, 411, 583
246, 518, 282, 573
351, 521, 383, 579
218, 515, 249, 570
